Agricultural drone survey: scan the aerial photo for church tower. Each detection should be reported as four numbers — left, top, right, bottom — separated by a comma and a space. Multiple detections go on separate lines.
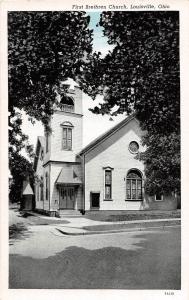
40, 79, 83, 215
44, 79, 83, 165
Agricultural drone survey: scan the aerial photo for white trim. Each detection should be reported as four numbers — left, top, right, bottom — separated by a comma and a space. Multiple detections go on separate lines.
155, 194, 164, 201
128, 141, 139, 154
103, 167, 113, 200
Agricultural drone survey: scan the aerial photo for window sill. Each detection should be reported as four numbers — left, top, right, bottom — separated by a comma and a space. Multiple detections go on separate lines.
125, 199, 143, 201
104, 199, 113, 201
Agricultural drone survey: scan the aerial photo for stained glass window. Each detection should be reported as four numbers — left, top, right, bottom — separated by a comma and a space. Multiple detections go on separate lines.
126, 170, 142, 200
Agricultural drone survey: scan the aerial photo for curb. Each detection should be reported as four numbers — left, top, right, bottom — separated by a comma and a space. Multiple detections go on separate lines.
56, 220, 181, 236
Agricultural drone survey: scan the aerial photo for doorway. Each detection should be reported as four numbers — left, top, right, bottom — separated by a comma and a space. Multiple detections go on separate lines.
90, 192, 100, 210
59, 186, 75, 209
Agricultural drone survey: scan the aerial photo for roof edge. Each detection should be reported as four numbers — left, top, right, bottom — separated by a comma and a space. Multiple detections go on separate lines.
79, 113, 136, 156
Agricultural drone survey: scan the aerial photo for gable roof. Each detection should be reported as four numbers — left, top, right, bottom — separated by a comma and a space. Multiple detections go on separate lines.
79, 113, 137, 156
34, 136, 45, 171
23, 182, 33, 195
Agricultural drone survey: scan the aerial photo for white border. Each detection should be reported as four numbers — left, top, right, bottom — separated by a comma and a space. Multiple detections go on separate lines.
1, 1, 189, 300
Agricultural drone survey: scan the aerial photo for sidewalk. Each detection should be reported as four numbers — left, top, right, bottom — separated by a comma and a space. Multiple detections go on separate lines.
55, 217, 181, 236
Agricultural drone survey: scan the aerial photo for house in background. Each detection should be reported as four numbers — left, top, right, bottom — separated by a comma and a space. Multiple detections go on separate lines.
34, 79, 178, 216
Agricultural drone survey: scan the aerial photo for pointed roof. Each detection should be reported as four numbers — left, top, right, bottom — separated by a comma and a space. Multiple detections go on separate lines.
23, 182, 33, 195
79, 113, 136, 156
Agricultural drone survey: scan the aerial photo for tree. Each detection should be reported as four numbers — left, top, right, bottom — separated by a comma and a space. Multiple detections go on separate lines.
8, 11, 93, 202
80, 11, 180, 195
8, 11, 93, 124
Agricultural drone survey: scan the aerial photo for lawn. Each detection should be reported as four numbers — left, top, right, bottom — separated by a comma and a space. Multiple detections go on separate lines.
83, 210, 181, 222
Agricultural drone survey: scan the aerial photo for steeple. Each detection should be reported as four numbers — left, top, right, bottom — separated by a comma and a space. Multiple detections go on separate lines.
43, 79, 83, 164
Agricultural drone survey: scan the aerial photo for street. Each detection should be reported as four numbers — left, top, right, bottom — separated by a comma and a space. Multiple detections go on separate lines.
9, 220, 181, 289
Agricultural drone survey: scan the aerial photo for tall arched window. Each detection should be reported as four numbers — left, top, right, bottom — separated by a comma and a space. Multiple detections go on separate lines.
126, 169, 142, 200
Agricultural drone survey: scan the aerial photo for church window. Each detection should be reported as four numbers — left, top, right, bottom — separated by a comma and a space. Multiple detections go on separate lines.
129, 141, 139, 154
40, 177, 44, 201
105, 170, 112, 199
60, 95, 74, 113
46, 133, 49, 153
126, 169, 142, 200
62, 127, 72, 150
46, 172, 49, 201
40, 150, 44, 160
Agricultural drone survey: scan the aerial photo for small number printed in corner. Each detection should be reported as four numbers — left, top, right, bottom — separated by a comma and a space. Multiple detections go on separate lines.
165, 291, 175, 296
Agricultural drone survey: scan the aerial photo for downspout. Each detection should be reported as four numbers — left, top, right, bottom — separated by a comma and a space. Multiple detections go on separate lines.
83, 154, 85, 213
49, 164, 51, 212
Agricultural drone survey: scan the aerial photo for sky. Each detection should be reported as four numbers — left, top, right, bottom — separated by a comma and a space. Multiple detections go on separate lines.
21, 12, 126, 152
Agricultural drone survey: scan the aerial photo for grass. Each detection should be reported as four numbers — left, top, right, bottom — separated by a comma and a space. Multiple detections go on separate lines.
9, 223, 29, 240
83, 210, 181, 222
82, 219, 181, 232
18, 212, 69, 225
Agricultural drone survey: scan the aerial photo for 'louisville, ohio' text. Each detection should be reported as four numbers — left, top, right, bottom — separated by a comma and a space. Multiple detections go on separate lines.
72, 4, 170, 9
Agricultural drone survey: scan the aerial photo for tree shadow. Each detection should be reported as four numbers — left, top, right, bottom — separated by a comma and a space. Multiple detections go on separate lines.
9, 223, 32, 245
9, 229, 181, 289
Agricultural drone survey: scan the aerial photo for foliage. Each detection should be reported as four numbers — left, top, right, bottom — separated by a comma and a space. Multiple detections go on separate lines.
8, 11, 93, 125
8, 11, 93, 201
80, 11, 180, 194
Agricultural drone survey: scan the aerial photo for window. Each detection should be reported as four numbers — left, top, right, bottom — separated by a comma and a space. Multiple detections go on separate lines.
129, 141, 139, 154
46, 133, 49, 153
62, 127, 72, 150
45, 173, 49, 201
40, 177, 44, 201
126, 170, 142, 200
60, 96, 74, 113
105, 170, 112, 199
40, 150, 44, 161
155, 193, 164, 201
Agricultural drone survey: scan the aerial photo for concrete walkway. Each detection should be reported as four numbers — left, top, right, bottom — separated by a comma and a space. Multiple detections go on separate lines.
9, 208, 181, 236
54, 217, 181, 236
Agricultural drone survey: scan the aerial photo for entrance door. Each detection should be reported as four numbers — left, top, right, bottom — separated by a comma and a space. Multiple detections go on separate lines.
59, 187, 75, 209
90, 192, 100, 210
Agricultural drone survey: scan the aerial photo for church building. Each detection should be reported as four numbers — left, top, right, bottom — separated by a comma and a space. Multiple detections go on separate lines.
34, 80, 178, 216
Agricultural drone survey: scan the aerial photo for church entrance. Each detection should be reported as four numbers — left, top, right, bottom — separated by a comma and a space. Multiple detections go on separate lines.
59, 186, 75, 209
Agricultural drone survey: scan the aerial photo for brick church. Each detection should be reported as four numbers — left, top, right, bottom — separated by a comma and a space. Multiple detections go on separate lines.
34, 79, 177, 216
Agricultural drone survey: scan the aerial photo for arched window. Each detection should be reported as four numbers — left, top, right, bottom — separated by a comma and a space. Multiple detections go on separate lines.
126, 169, 142, 200
60, 95, 74, 112
45, 173, 49, 201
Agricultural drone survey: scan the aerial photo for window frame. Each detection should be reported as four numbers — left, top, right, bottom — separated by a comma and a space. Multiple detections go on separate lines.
126, 170, 143, 201
40, 149, 44, 161
103, 167, 114, 201
155, 194, 164, 201
61, 122, 74, 151
40, 177, 44, 202
45, 172, 49, 201
46, 133, 49, 153
62, 127, 72, 150
128, 141, 139, 154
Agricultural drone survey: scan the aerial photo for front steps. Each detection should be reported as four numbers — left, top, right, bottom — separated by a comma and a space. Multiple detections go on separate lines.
58, 210, 82, 218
